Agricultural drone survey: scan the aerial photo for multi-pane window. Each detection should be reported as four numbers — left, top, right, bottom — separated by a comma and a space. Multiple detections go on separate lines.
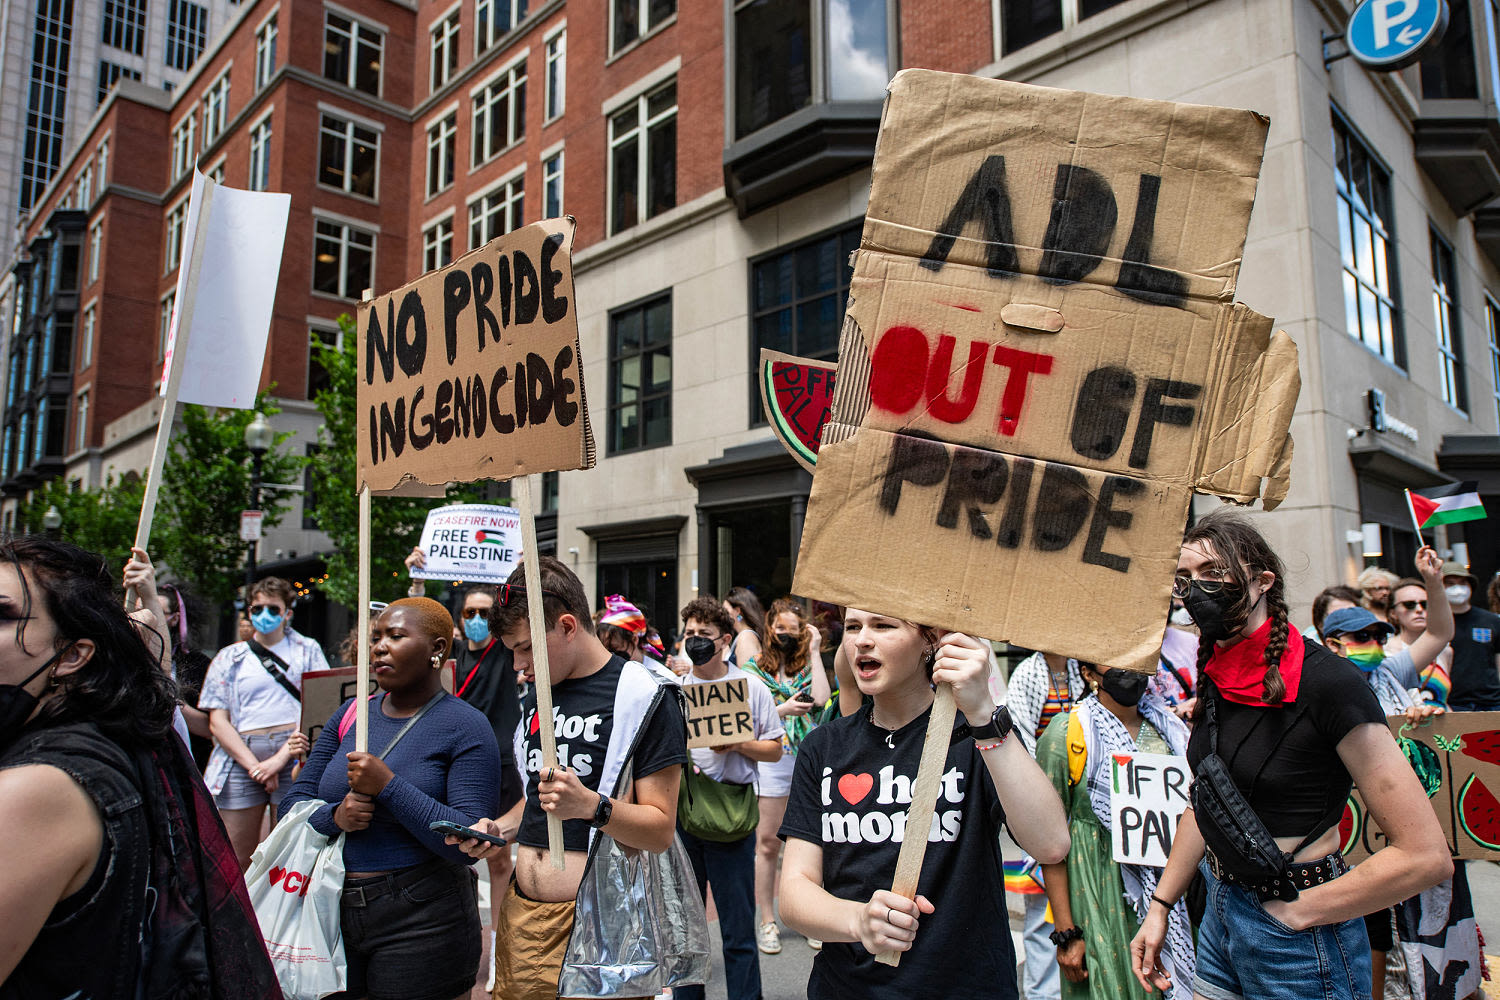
74, 390, 89, 452
164, 201, 187, 273
76, 164, 92, 209
307, 327, 342, 397
319, 114, 379, 197
87, 221, 102, 284
203, 71, 231, 146
166, 0, 208, 71
80, 305, 95, 368
612, 0, 674, 54
608, 80, 676, 235
469, 175, 524, 248
750, 222, 859, 422
608, 294, 671, 452
544, 30, 565, 121
1000, 0, 1130, 55
1487, 297, 1500, 429
102, 0, 146, 54
170, 114, 196, 180
1334, 115, 1403, 366
98, 140, 109, 183
424, 217, 454, 272
473, 61, 526, 165
313, 219, 375, 299
543, 150, 563, 218
158, 291, 176, 359
324, 13, 383, 96
207, 160, 224, 184
249, 116, 272, 191
431, 11, 460, 92
255, 15, 278, 89
20, 0, 73, 213
1431, 228, 1467, 412
427, 113, 457, 197
476, 0, 528, 53
96, 61, 141, 105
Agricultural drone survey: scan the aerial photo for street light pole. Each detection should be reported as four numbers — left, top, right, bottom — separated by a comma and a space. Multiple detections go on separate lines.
243, 412, 273, 605
41, 505, 61, 540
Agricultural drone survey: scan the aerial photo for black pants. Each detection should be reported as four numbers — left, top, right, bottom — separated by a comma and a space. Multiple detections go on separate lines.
335, 859, 480, 1000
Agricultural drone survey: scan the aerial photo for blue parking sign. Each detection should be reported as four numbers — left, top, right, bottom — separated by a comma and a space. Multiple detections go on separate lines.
1346, 0, 1450, 69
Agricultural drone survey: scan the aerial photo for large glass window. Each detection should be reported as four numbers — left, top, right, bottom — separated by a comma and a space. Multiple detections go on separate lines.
431, 11, 460, 92
1487, 296, 1500, 429
319, 114, 379, 197
165, 0, 208, 71
608, 294, 672, 453
158, 291, 175, 360
999, 0, 1131, 55
476, 0, 528, 53
472, 61, 526, 165
20, 0, 73, 213
611, 0, 674, 54
427, 113, 457, 197
97, 61, 141, 105
80, 305, 94, 369
249, 116, 272, 191
750, 222, 859, 422
609, 80, 676, 234
469, 175, 524, 248
313, 220, 375, 299
164, 200, 186, 274
1431, 228, 1468, 412
255, 15, 278, 90
424, 217, 454, 272
74, 390, 88, 452
545, 29, 565, 121
1334, 114, 1404, 366
87, 221, 101, 284
308, 326, 341, 396
543, 150, 563, 218
102, 0, 146, 54
170, 113, 196, 181
1420, 0, 1479, 100
203, 71, 231, 146
324, 13, 383, 96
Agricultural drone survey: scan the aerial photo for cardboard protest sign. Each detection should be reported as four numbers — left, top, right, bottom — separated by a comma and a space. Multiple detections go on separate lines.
683, 678, 756, 749
300, 665, 455, 747
1340, 712, 1500, 862
792, 71, 1300, 672
356, 220, 595, 493
759, 350, 837, 472
413, 503, 522, 583
1109, 752, 1191, 867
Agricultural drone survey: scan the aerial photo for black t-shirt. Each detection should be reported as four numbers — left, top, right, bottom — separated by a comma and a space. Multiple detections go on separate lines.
517, 655, 686, 851
1448, 607, 1500, 709
454, 639, 521, 763
1188, 638, 1384, 840
779, 704, 1014, 1000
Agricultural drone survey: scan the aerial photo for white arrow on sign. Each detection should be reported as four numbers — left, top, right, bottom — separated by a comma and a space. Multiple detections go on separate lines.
1395, 23, 1422, 44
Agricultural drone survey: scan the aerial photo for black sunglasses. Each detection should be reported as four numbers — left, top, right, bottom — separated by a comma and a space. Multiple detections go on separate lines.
1397, 600, 1428, 611
497, 583, 563, 607
1335, 629, 1383, 645
249, 604, 285, 615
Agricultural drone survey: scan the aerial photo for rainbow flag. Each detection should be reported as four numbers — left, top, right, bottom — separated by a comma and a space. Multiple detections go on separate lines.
1419, 660, 1452, 707
1003, 858, 1044, 895
1407, 482, 1486, 529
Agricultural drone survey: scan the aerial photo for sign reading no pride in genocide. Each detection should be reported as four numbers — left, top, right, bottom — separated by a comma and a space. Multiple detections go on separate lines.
356, 220, 595, 493
413, 503, 522, 583
1109, 752, 1191, 867
683, 678, 755, 750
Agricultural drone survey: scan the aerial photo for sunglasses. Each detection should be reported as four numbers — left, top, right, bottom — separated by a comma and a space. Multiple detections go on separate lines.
1397, 600, 1428, 611
497, 583, 563, 607
1336, 629, 1383, 645
461, 608, 488, 619
249, 604, 285, 615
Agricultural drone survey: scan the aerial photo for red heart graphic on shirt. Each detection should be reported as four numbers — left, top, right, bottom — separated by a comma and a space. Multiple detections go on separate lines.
269, 866, 287, 887
529, 712, 540, 736
837, 773, 874, 805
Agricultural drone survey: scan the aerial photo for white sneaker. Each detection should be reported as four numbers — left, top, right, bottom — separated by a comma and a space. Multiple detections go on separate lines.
807, 938, 822, 950
485, 928, 496, 991
758, 921, 782, 954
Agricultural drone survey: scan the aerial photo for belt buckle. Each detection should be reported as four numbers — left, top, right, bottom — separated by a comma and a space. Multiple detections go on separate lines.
345, 885, 368, 908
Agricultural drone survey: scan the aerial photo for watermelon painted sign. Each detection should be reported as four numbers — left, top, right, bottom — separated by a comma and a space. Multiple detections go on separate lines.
412, 503, 522, 583
759, 349, 836, 473
1339, 712, 1500, 862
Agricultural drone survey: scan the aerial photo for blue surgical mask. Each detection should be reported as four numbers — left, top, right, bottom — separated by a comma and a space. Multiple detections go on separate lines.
463, 614, 492, 644
250, 609, 285, 635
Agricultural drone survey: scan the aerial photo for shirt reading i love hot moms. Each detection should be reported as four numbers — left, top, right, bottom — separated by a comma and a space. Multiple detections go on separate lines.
779, 704, 1014, 1000
516, 653, 686, 851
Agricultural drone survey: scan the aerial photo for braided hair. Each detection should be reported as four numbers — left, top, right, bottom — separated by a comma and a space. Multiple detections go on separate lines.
1182, 509, 1290, 706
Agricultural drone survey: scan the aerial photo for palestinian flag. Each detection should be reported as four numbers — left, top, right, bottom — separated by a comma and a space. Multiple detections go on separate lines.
1406, 482, 1486, 528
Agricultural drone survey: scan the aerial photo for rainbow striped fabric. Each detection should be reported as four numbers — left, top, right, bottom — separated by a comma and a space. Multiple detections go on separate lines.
1003, 858, 1044, 895
1419, 660, 1452, 707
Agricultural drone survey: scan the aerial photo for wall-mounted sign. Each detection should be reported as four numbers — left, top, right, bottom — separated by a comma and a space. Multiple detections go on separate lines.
1346, 0, 1449, 70
1367, 388, 1419, 444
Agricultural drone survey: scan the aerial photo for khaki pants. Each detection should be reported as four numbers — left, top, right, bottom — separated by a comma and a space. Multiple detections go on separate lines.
493, 879, 651, 1000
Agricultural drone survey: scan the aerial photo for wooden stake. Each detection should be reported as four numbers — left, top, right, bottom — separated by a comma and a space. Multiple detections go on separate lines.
515, 474, 565, 869
874, 684, 957, 967
355, 484, 372, 753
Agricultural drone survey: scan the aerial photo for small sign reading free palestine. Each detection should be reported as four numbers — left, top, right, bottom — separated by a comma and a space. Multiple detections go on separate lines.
1109, 752, 1191, 867
412, 503, 522, 583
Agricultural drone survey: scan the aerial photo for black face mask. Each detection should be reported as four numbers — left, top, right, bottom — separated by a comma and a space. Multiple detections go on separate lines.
1182, 582, 1247, 643
773, 633, 799, 656
1099, 668, 1149, 707
0, 647, 67, 753
683, 635, 719, 666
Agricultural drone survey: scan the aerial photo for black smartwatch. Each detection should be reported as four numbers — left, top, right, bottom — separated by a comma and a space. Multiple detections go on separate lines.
590, 793, 613, 829
969, 704, 1013, 744
1050, 926, 1084, 947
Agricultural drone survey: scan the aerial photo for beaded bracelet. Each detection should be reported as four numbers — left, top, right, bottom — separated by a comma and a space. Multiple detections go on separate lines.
975, 733, 1010, 752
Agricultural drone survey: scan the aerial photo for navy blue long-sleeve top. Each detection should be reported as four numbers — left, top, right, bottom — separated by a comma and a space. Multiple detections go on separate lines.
281, 692, 502, 870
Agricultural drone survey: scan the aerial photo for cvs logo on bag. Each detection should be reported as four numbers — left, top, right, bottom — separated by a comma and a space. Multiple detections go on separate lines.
268, 866, 314, 897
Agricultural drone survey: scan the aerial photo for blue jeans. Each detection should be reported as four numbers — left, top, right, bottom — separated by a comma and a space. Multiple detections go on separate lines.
676, 825, 762, 1000
1022, 890, 1060, 1000
1194, 861, 1372, 1000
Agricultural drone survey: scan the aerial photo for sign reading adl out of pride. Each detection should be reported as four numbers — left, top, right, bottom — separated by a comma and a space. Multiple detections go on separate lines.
357, 220, 596, 493
793, 71, 1301, 672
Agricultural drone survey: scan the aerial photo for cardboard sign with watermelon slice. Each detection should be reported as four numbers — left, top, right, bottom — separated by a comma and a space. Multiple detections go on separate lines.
1339, 711, 1500, 862
759, 350, 837, 473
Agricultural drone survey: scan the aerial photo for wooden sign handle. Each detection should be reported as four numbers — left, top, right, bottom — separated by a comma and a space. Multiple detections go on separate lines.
516, 475, 565, 870
354, 484, 372, 753
874, 684, 957, 967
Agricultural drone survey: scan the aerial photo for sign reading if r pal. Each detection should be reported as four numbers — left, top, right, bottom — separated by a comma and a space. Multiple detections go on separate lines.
1346, 0, 1450, 70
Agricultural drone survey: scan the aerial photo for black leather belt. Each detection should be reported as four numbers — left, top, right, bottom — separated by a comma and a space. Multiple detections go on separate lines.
342, 858, 451, 908
1205, 846, 1348, 902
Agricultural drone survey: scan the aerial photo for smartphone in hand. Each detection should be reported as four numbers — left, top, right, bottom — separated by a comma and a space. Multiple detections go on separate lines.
429, 820, 507, 847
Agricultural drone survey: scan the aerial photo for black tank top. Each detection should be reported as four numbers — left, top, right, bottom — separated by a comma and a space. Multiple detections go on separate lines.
1, 722, 153, 999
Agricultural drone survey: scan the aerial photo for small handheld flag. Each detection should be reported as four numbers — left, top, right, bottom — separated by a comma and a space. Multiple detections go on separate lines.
1405, 482, 1487, 535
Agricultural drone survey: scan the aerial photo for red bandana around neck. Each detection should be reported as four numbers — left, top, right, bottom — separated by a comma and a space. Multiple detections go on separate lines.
1202, 617, 1304, 706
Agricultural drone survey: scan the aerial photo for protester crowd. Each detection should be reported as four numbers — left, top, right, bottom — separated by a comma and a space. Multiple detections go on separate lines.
3, 509, 1497, 1000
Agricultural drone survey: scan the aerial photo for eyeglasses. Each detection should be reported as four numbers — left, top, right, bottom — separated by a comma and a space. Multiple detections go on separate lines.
1170, 570, 1239, 600
1397, 600, 1428, 611
1335, 629, 1383, 645
461, 608, 487, 619
497, 583, 563, 607
250, 604, 285, 615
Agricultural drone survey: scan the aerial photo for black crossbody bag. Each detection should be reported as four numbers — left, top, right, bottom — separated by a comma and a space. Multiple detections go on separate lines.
246, 639, 301, 701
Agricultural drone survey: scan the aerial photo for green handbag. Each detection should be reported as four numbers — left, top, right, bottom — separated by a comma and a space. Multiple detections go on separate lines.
677, 763, 759, 842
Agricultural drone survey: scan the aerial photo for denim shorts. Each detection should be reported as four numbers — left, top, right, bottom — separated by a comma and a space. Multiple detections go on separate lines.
335, 859, 480, 1000
213, 730, 297, 810
1193, 860, 1372, 1000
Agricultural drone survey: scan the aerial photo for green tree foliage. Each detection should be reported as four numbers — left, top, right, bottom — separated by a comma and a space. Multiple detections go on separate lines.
13, 475, 146, 563
157, 393, 305, 604
307, 316, 481, 608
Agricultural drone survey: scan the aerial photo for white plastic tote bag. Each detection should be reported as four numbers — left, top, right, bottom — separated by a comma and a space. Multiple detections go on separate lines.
245, 800, 347, 1000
